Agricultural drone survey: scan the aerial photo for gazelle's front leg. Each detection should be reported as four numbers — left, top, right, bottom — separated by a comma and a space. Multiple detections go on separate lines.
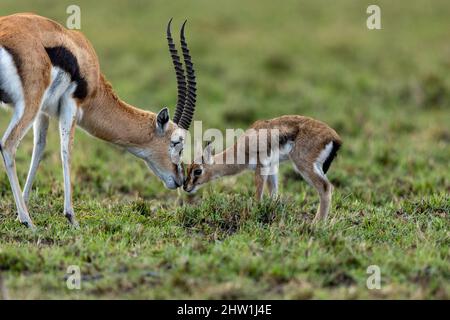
59, 94, 78, 226
23, 113, 50, 204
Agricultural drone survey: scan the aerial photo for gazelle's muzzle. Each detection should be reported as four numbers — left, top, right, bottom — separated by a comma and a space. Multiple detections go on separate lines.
164, 175, 183, 190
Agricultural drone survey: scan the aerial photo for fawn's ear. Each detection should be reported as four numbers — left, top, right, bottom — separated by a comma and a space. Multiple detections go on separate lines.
156, 107, 170, 134
203, 141, 214, 165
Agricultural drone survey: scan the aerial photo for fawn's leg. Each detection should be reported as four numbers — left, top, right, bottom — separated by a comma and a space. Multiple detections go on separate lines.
59, 92, 79, 226
293, 162, 333, 221
313, 176, 333, 222
23, 112, 50, 204
267, 173, 278, 198
254, 165, 268, 201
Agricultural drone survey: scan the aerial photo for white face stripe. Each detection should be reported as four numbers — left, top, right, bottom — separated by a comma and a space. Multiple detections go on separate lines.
313, 141, 333, 179
169, 127, 186, 164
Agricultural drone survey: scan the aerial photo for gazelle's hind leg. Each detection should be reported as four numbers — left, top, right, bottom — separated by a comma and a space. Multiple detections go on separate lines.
0, 45, 51, 228
59, 89, 79, 226
1, 107, 38, 228
293, 162, 333, 222
23, 113, 50, 204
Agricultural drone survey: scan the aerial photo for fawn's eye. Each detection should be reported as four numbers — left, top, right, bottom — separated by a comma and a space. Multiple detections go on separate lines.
193, 169, 202, 176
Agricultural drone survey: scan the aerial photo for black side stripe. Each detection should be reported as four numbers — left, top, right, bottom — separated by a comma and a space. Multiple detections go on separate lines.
45, 46, 88, 99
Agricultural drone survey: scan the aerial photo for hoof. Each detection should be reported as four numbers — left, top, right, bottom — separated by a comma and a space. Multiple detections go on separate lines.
20, 220, 36, 230
65, 213, 79, 228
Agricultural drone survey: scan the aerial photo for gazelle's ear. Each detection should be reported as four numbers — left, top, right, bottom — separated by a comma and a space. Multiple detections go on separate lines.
203, 141, 214, 165
156, 107, 170, 134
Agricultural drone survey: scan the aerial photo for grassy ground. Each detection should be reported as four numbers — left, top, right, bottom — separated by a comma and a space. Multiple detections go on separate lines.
0, 0, 449, 299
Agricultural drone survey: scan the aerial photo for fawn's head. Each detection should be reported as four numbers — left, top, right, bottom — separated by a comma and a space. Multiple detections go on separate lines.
183, 143, 215, 193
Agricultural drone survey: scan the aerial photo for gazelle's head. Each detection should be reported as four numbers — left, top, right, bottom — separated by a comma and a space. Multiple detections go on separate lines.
134, 110, 185, 189
183, 143, 214, 193
140, 19, 198, 190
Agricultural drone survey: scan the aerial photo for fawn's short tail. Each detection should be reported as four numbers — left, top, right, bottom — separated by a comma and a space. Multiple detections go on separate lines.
322, 140, 341, 174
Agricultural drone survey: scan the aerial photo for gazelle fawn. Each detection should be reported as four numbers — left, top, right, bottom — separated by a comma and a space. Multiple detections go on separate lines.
0, 14, 198, 228
184, 115, 342, 221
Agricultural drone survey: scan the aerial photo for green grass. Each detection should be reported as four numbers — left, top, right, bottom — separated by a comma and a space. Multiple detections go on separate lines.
0, 0, 449, 299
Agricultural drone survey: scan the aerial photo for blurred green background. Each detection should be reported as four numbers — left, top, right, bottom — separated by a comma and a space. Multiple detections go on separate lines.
0, 0, 448, 299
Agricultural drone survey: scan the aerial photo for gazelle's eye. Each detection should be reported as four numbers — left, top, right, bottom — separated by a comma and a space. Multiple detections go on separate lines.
193, 169, 202, 176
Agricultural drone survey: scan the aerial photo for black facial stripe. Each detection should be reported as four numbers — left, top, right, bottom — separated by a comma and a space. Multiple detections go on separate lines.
45, 46, 88, 100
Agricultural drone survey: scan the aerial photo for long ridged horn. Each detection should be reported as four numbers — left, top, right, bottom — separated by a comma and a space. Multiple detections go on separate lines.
178, 20, 197, 130
166, 18, 186, 125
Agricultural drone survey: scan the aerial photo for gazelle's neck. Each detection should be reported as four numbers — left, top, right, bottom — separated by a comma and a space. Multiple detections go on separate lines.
78, 74, 156, 148
208, 145, 248, 179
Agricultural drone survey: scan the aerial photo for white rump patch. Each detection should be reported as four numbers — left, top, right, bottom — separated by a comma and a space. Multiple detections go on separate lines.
0, 47, 24, 105
313, 141, 333, 179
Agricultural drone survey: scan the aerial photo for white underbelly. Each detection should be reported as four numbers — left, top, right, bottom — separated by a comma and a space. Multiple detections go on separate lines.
41, 67, 75, 118
246, 140, 293, 170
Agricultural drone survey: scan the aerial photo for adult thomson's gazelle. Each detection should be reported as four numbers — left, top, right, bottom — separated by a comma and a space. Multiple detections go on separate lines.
0, 13, 197, 228
184, 116, 342, 221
